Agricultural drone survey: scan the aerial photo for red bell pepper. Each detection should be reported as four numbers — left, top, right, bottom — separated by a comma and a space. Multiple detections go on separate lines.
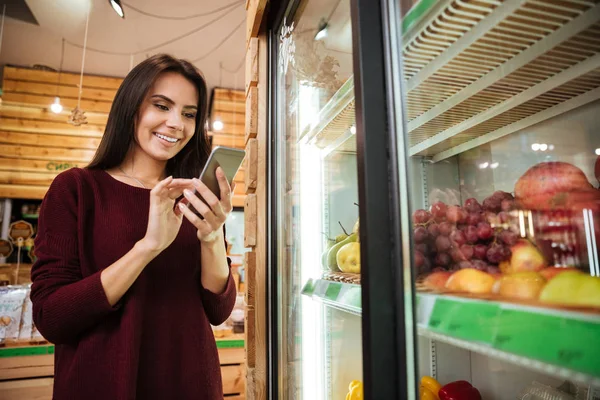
438, 381, 481, 400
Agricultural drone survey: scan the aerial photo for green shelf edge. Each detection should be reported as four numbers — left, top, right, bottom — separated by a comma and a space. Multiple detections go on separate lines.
0, 345, 54, 358
402, 0, 439, 34
0, 337, 244, 357
216, 339, 245, 349
302, 279, 600, 378
22, 214, 39, 219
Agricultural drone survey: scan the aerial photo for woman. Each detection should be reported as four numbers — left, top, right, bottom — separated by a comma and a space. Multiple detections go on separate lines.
31, 54, 236, 400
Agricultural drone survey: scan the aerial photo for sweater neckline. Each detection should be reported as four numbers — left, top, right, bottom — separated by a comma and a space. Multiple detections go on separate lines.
97, 169, 152, 192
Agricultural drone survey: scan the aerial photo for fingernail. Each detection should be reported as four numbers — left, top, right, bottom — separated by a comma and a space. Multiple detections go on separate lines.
183, 189, 192, 197
178, 203, 186, 210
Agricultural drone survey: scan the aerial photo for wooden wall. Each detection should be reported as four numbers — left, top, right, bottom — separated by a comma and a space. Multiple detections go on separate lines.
0, 66, 118, 199
210, 87, 247, 208
243, 0, 268, 396
0, 67, 247, 206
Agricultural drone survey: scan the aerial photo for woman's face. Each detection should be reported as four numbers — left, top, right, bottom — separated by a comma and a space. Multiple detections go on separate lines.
134, 71, 200, 162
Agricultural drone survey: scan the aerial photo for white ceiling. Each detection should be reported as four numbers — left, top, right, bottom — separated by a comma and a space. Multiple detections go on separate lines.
0, 0, 247, 93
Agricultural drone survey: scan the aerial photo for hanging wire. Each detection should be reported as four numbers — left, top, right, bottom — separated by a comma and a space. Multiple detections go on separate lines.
122, 0, 244, 20
55, 38, 65, 97
221, 54, 246, 74
0, 4, 6, 57
191, 18, 245, 63
77, 6, 91, 108
65, 3, 240, 56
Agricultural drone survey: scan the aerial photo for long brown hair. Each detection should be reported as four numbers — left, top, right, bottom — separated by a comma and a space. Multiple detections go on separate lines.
87, 54, 211, 178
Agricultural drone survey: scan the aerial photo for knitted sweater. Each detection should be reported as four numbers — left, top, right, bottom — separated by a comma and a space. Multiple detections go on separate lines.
31, 168, 236, 400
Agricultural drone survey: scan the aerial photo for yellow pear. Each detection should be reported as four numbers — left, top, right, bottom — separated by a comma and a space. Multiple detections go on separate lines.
337, 242, 361, 273
539, 271, 600, 308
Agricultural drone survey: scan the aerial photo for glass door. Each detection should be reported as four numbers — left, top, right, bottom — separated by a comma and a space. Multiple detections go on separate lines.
386, 0, 600, 398
272, 0, 362, 398
269, 0, 408, 398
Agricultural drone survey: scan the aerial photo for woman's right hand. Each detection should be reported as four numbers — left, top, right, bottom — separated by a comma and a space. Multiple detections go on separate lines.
141, 177, 194, 253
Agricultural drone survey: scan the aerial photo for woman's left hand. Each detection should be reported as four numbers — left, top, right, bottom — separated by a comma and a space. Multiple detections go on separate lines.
178, 167, 234, 243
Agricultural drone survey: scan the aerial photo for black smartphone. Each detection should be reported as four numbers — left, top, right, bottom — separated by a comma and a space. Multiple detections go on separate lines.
180, 146, 246, 215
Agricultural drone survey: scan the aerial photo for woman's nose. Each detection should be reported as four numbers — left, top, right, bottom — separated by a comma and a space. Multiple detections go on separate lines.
166, 112, 184, 131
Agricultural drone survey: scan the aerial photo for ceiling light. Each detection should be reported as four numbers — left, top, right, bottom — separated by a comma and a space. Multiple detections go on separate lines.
596, 148, 600, 155
479, 162, 489, 169
315, 20, 328, 41
50, 97, 63, 114
540, 143, 548, 151
350, 126, 356, 135
212, 120, 224, 131
490, 162, 499, 169
549, 144, 554, 151
109, 0, 125, 18
531, 143, 540, 151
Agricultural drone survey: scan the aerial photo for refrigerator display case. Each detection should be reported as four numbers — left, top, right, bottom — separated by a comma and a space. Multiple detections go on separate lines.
267, 0, 600, 398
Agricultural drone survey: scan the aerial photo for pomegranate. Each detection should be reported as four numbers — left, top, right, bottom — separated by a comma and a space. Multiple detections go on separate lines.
515, 162, 592, 210
518, 189, 600, 211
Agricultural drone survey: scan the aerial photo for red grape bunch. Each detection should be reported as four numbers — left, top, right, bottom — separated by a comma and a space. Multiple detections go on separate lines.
412, 191, 519, 276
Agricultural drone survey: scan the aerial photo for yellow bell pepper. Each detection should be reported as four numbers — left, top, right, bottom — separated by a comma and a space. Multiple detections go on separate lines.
420, 376, 442, 400
345, 380, 363, 400
420, 386, 438, 400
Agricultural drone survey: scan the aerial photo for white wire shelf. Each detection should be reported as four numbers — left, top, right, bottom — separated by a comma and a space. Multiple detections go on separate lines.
298, 0, 600, 161
297, 77, 357, 155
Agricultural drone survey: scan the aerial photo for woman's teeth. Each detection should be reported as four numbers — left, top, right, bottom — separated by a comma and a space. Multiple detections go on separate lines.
154, 133, 178, 143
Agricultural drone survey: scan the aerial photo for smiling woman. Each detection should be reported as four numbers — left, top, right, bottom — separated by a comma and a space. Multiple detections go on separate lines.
29, 54, 237, 400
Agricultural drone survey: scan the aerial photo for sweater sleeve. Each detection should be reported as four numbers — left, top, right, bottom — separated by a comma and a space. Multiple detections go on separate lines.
199, 228, 237, 326
30, 171, 119, 345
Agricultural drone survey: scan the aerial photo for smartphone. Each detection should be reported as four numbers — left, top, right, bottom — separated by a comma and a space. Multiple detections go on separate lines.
180, 146, 246, 214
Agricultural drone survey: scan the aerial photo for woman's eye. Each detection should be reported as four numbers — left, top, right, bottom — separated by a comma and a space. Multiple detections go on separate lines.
184, 113, 196, 119
154, 104, 169, 111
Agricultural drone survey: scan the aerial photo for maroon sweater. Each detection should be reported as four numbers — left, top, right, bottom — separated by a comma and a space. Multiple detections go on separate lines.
31, 168, 236, 400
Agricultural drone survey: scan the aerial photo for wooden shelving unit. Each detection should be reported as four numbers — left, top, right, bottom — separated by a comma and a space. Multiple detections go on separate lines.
0, 335, 246, 400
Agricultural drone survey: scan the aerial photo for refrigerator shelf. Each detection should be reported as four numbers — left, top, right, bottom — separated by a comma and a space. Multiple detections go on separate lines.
301, 278, 362, 316
296, 0, 600, 161
302, 279, 600, 383
417, 293, 600, 384
297, 76, 356, 154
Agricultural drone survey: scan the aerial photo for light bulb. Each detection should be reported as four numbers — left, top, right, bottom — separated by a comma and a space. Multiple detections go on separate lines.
596, 148, 600, 155
212, 120, 224, 131
540, 143, 548, 151
110, 0, 125, 18
479, 162, 489, 169
50, 97, 63, 114
350, 126, 356, 134
490, 162, 499, 169
531, 143, 540, 151
315, 21, 328, 41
